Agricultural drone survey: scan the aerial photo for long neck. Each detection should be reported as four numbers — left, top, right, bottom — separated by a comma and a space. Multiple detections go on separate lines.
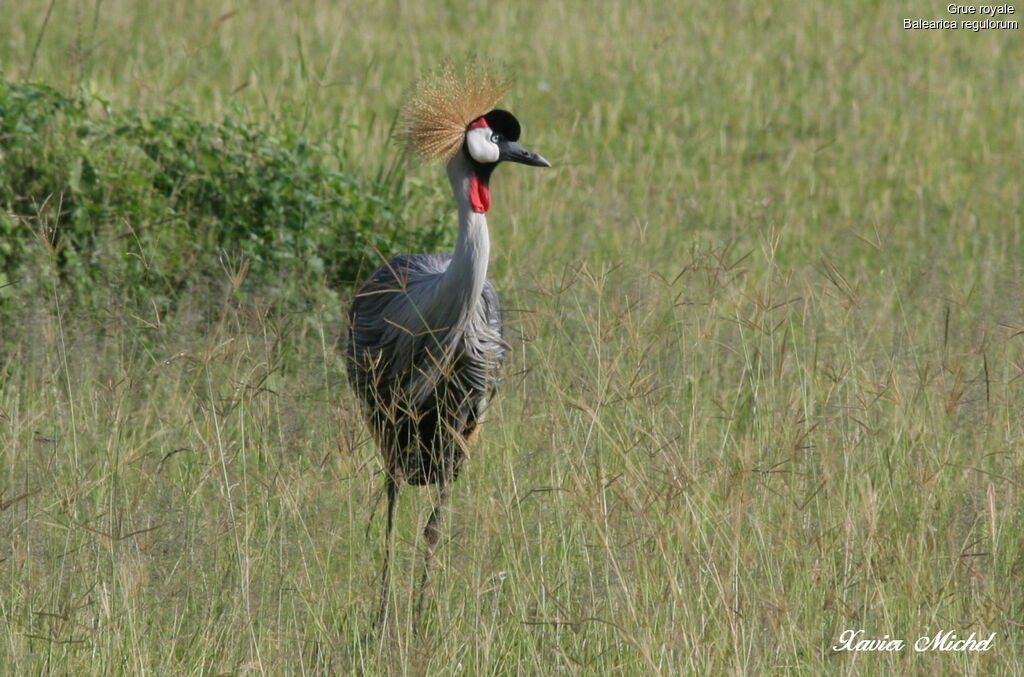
436, 152, 491, 321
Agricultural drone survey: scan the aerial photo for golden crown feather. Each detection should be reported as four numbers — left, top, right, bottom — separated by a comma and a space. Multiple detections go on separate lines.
399, 63, 511, 162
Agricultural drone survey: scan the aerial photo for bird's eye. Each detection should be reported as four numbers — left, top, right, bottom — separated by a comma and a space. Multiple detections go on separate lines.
490, 133, 502, 144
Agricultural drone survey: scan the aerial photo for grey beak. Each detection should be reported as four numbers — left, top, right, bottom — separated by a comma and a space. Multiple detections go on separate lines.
500, 141, 551, 168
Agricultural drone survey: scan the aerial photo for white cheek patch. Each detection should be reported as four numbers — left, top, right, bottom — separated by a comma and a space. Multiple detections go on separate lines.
465, 126, 500, 164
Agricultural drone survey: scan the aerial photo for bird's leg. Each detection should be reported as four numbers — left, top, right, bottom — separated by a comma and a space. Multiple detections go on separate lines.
377, 474, 399, 629
415, 479, 451, 619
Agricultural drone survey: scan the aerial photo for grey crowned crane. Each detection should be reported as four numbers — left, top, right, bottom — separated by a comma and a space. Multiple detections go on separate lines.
345, 65, 550, 626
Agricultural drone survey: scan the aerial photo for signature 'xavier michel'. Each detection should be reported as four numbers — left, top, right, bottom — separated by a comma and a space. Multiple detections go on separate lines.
345, 65, 550, 627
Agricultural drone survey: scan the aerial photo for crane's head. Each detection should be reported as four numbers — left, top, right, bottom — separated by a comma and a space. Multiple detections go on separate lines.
460, 108, 549, 212
399, 64, 550, 212
463, 109, 550, 169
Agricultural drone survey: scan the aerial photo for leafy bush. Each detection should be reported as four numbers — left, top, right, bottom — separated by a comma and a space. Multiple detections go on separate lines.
0, 78, 449, 311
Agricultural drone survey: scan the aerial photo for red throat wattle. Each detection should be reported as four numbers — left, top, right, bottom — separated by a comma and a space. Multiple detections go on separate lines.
467, 117, 491, 213
469, 175, 490, 213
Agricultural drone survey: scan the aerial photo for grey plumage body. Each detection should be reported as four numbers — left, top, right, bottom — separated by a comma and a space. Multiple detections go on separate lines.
346, 250, 506, 485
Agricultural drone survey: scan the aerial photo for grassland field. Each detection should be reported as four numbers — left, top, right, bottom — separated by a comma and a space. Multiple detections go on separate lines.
1, 1, 1023, 674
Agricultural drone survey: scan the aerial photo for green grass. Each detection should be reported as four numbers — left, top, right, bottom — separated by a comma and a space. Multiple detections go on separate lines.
2, 0, 1023, 674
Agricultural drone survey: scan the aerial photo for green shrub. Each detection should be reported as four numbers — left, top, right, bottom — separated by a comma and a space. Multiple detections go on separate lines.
0, 78, 449, 312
